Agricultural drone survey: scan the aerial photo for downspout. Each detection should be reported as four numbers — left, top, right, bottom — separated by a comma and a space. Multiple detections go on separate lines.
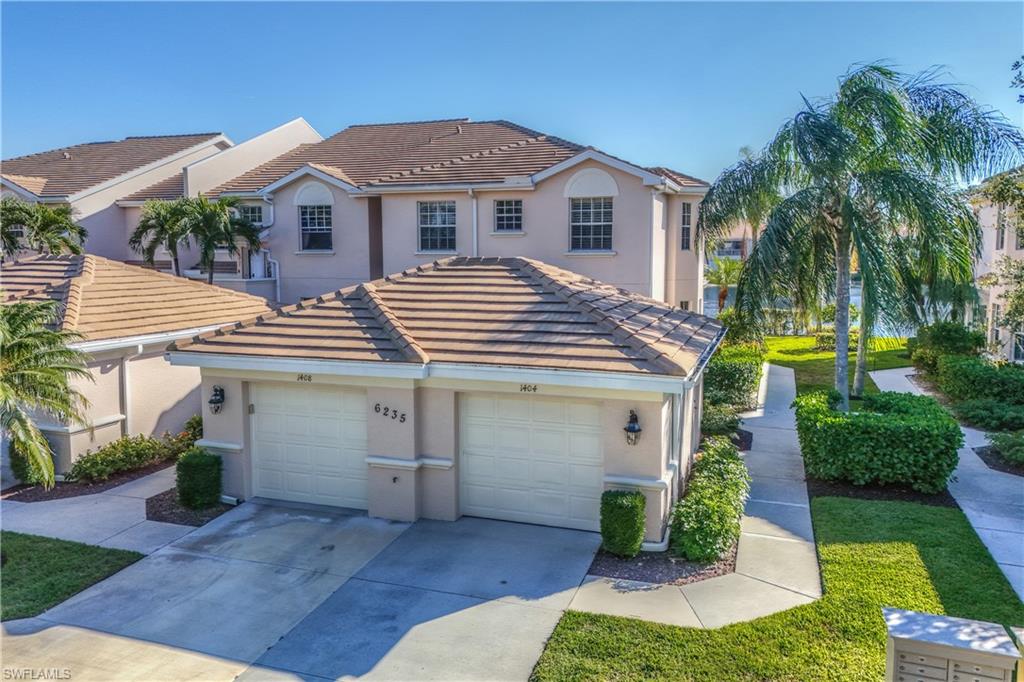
261, 194, 281, 303
120, 344, 144, 436
469, 189, 479, 257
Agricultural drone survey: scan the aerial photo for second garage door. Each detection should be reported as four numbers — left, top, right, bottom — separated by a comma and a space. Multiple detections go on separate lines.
459, 393, 604, 531
251, 383, 368, 509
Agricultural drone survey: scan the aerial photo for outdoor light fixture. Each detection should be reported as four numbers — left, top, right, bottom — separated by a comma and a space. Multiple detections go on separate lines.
208, 385, 225, 414
624, 410, 642, 446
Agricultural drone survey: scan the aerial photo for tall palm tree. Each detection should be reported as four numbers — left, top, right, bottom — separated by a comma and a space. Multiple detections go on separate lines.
700, 64, 1023, 409
705, 255, 744, 313
180, 196, 262, 285
0, 198, 88, 256
1, 197, 33, 257
129, 199, 190, 276
0, 300, 91, 488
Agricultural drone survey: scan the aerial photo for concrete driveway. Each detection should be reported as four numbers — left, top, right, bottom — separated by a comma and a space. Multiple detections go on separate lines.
3, 501, 599, 681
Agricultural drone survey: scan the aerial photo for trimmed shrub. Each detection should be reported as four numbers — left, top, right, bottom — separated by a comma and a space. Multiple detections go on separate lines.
793, 390, 962, 493
600, 490, 646, 558
176, 446, 222, 509
67, 435, 172, 483
987, 431, 1024, 466
163, 414, 204, 457
9, 442, 49, 485
954, 399, 1024, 431
936, 355, 1024, 404
820, 303, 859, 325
813, 328, 859, 351
670, 437, 751, 562
911, 322, 986, 372
717, 307, 765, 348
704, 344, 765, 408
701, 403, 740, 437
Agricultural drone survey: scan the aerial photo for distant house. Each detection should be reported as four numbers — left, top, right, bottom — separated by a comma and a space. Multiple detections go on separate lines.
971, 172, 1022, 361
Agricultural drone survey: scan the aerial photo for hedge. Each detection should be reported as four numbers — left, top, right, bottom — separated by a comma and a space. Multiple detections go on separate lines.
911, 322, 986, 373
936, 355, 1024, 405
67, 435, 174, 482
599, 490, 646, 558
813, 328, 859, 352
987, 431, 1024, 466
176, 446, 222, 509
670, 437, 750, 561
701, 403, 740, 437
704, 343, 765, 408
793, 390, 962, 493
953, 399, 1024, 432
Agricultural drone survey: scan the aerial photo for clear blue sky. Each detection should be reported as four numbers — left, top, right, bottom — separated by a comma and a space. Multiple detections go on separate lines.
3, 2, 1021, 182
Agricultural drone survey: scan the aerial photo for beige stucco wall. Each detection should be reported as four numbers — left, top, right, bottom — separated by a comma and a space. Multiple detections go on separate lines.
128, 351, 201, 436
974, 200, 1021, 361
665, 194, 706, 311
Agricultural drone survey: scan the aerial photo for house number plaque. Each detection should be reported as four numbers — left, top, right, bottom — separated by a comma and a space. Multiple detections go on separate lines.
296, 374, 312, 382
520, 384, 539, 393
374, 403, 407, 423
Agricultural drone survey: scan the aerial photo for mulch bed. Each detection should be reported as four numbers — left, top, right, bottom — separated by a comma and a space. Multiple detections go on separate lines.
587, 543, 737, 586
1, 461, 174, 503
145, 488, 232, 527
732, 428, 753, 452
974, 445, 1024, 478
806, 477, 958, 508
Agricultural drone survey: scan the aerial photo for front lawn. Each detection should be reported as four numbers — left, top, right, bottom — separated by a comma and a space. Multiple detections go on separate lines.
532, 497, 1023, 681
765, 335, 910, 395
0, 531, 142, 620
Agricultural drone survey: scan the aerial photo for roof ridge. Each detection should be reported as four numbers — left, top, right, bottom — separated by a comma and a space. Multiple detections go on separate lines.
369, 137, 539, 185
91, 254, 271, 305
344, 118, 470, 130
60, 255, 94, 331
357, 283, 429, 364
513, 258, 687, 376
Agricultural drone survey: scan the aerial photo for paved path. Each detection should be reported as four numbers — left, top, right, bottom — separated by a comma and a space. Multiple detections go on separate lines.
0, 466, 193, 554
870, 367, 1024, 601
570, 363, 823, 628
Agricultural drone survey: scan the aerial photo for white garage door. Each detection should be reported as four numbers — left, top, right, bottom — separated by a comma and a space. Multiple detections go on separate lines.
459, 393, 604, 531
251, 383, 368, 509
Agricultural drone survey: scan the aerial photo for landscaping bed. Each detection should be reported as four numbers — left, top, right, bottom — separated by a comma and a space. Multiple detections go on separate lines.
731, 428, 753, 452
806, 477, 957, 507
1, 460, 173, 503
588, 544, 735, 586
145, 488, 232, 527
974, 445, 1024, 478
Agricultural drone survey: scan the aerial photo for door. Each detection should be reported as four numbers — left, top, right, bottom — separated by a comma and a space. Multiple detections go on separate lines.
251, 383, 368, 509
459, 393, 604, 531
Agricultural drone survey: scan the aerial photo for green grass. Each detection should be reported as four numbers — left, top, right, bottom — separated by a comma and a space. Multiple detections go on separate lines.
0, 531, 142, 621
533, 497, 1023, 681
764, 336, 911, 395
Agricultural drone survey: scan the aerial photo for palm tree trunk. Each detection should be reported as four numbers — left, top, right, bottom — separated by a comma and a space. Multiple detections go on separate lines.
853, 299, 870, 398
718, 286, 728, 311
207, 262, 215, 285
834, 228, 852, 410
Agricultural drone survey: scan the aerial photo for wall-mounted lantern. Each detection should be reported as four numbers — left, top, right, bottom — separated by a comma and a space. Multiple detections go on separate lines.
208, 385, 225, 414
624, 410, 642, 446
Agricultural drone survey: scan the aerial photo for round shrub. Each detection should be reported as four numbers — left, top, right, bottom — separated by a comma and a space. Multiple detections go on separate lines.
988, 431, 1024, 466
936, 354, 1024, 405
670, 437, 751, 562
600, 490, 646, 558
954, 399, 1024, 431
176, 446, 222, 509
701, 403, 740, 437
9, 441, 49, 485
911, 322, 985, 372
813, 328, 859, 351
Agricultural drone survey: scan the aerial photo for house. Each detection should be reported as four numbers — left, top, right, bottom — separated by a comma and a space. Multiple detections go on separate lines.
1, 255, 271, 478
166, 257, 724, 546
972, 177, 1021, 361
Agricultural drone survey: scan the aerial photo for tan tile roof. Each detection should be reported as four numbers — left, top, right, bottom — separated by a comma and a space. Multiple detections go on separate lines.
120, 172, 185, 202
645, 166, 709, 188
173, 258, 724, 378
1, 134, 223, 198
2, 254, 272, 342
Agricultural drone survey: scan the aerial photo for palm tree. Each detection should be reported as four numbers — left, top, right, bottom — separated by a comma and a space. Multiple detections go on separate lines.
180, 196, 262, 285
0, 300, 91, 488
0, 198, 87, 256
700, 64, 1023, 409
129, 199, 190, 276
705, 255, 744, 313
1, 197, 32, 257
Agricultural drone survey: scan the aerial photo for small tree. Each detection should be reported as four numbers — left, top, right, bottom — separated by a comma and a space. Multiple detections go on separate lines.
981, 255, 1024, 332
1, 197, 32, 257
181, 196, 261, 284
1, 198, 87, 257
705, 255, 744, 312
130, 199, 190, 276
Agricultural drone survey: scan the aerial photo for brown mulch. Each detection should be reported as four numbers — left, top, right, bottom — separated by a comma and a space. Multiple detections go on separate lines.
806, 477, 958, 508
588, 543, 737, 586
732, 428, 754, 452
145, 488, 232, 527
1, 461, 174, 503
974, 445, 1024, 478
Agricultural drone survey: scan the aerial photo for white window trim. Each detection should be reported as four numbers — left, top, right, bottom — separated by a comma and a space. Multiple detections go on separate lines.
298, 204, 333, 252
568, 196, 614, 252
417, 200, 457, 252
493, 198, 524, 233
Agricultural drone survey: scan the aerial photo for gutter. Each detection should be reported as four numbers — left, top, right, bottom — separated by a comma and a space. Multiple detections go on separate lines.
72, 324, 229, 354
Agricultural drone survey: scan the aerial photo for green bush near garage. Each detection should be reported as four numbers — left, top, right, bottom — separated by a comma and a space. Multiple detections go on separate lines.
599, 490, 646, 558
670, 437, 750, 562
953, 399, 1024, 431
704, 343, 765, 408
701, 402, 741, 438
176, 446, 222, 509
910, 322, 986, 373
936, 354, 1024, 404
812, 328, 859, 352
66, 435, 173, 483
793, 390, 962, 493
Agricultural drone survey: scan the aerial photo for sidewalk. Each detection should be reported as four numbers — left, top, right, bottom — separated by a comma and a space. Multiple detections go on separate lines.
569, 364, 822, 628
0, 466, 193, 554
870, 367, 1024, 600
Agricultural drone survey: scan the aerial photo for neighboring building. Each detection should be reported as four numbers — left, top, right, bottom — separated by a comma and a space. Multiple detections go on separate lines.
168, 257, 723, 545
972, 177, 1022, 361
1, 255, 271, 477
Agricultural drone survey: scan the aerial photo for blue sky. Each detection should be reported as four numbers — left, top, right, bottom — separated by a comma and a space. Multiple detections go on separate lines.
2, 2, 1021, 182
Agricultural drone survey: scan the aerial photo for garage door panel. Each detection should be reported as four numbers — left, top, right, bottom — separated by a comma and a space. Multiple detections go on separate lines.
461, 395, 496, 419
532, 460, 569, 487
569, 432, 602, 459
571, 464, 604, 489
531, 428, 566, 456
568, 402, 601, 426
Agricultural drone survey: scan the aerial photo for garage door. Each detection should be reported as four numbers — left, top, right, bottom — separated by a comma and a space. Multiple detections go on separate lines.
459, 393, 604, 531
251, 383, 368, 509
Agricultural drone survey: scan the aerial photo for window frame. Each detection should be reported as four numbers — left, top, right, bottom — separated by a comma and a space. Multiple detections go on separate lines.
417, 200, 457, 252
992, 303, 1003, 343
493, 199, 524, 233
238, 204, 263, 226
298, 204, 333, 252
568, 196, 614, 252
996, 206, 1007, 250
680, 202, 692, 251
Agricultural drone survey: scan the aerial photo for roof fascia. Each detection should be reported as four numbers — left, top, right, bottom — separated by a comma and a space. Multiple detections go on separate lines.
259, 165, 364, 195
166, 350, 428, 379
363, 180, 536, 194
72, 324, 230, 354
531, 149, 664, 187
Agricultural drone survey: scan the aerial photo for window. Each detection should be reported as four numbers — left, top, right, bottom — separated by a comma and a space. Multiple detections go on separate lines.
678, 300, 691, 311
238, 204, 263, 226
716, 240, 744, 259
299, 205, 332, 251
418, 201, 456, 251
996, 207, 1006, 250
1014, 333, 1024, 362
992, 303, 1002, 344
680, 203, 692, 250
569, 197, 613, 251
494, 199, 523, 232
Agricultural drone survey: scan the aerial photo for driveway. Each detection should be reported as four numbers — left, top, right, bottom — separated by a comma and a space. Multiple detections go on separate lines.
3, 500, 600, 681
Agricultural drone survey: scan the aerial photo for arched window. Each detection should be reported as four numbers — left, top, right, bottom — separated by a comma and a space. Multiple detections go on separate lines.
294, 181, 334, 251
565, 168, 618, 252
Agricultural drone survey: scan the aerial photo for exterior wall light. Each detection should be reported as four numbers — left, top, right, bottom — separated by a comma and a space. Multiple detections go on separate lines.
208, 385, 225, 414
624, 410, 642, 446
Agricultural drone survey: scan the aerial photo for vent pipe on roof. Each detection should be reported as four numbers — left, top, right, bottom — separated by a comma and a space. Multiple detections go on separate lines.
456, 124, 463, 134
62, 151, 72, 160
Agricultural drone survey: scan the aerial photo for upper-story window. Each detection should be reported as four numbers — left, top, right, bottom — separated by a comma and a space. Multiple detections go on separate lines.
681, 202, 692, 250
494, 199, 523, 232
299, 205, 333, 251
569, 197, 613, 251
238, 204, 263, 226
996, 206, 1007, 250
715, 240, 744, 259
418, 201, 456, 252
992, 303, 1003, 343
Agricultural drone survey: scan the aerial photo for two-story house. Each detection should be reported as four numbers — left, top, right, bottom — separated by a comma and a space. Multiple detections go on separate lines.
972, 178, 1022, 361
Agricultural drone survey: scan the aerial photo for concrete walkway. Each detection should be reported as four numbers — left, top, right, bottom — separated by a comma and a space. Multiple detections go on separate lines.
0, 466, 193, 554
871, 367, 1024, 601
569, 364, 823, 628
